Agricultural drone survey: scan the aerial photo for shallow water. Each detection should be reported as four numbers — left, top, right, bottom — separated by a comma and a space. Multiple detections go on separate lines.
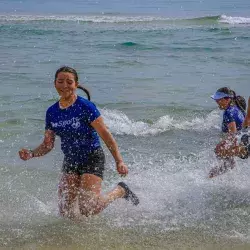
0, 0, 250, 249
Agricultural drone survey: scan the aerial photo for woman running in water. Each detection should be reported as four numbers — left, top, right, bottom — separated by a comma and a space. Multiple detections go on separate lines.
209, 87, 247, 178
19, 66, 139, 219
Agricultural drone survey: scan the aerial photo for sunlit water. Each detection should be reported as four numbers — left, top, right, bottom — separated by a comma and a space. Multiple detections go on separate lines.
0, 0, 250, 249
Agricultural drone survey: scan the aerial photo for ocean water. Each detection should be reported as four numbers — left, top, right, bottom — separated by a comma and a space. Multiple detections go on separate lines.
0, 0, 250, 249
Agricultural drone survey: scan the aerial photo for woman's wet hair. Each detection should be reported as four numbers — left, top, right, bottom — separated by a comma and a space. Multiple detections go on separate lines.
217, 87, 246, 113
55, 66, 91, 101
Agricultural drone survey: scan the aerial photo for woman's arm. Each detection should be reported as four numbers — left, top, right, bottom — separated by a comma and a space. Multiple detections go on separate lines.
243, 97, 250, 128
91, 116, 128, 176
223, 121, 237, 142
215, 121, 237, 157
19, 130, 55, 160
219, 121, 237, 147
227, 121, 237, 134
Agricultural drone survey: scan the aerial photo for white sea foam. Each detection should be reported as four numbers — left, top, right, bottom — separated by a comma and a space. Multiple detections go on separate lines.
1, 14, 250, 25
219, 15, 250, 24
101, 108, 220, 136
0, 14, 169, 23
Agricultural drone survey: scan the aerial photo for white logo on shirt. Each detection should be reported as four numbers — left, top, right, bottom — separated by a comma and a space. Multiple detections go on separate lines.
51, 117, 80, 129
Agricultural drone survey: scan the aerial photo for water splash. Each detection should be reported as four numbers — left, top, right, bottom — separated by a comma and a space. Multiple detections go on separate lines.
102, 108, 220, 136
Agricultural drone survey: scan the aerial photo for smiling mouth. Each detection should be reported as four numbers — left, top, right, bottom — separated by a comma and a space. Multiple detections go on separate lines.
59, 89, 70, 93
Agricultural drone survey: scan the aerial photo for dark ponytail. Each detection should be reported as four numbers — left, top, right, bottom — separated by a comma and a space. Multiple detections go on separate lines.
235, 95, 246, 113
55, 66, 91, 101
77, 84, 91, 101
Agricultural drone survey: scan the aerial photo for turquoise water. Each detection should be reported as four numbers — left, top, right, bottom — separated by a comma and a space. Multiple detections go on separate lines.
0, 0, 250, 249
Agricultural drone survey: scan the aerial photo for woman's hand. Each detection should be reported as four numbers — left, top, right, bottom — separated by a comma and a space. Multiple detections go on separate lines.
19, 148, 33, 161
116, 161, 128, 177
18, 130, 55, 161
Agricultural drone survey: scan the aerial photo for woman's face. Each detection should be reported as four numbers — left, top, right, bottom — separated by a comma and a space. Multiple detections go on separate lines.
216, 98, 231, 110
55, 72, 78, 99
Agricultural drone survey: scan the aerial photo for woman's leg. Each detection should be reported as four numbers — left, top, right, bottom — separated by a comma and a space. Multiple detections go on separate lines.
209, 140, 237, 178
58, 173, 80, 219
214, 139, 238, 158
215, 139, 248, 158
78, 173, 126, 216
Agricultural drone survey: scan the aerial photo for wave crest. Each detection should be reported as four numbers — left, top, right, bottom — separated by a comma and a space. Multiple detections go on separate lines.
0, 14, 169, 23
0, 14, 249, 25
101, 109, 220, 136
219, 15, 250, 24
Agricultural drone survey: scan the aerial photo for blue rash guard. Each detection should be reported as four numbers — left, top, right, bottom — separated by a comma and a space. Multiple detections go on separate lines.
45, 95, 101, 164
222, 105, 245, 133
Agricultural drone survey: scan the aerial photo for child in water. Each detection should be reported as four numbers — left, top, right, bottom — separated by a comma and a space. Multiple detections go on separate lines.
209, 87, 248, 178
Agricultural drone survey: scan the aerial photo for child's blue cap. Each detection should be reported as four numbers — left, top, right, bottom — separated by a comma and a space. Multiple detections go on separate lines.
211, 91, 233, 100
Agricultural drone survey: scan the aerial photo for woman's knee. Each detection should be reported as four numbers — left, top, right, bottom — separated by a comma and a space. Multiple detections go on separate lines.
58, 174, 80, 197
58, 174, 80, 216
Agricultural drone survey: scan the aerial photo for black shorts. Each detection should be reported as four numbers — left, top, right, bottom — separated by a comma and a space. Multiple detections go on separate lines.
62, 147, 105, 179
